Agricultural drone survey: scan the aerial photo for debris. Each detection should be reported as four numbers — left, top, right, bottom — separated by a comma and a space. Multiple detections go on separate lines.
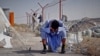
75, 37, 100, 56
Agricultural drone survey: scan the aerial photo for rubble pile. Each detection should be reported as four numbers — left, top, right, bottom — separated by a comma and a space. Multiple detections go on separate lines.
13, 24, 40, 36
13, 24, 32, 32
75, 37, 100, 56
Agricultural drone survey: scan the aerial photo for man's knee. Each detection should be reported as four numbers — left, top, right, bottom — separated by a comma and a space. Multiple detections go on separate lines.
42, 39, 47, 44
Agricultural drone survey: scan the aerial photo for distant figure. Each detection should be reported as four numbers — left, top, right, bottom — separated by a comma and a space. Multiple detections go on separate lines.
38, 15, 43, 23
40, 19, 67, 54
32, 13, 39, 32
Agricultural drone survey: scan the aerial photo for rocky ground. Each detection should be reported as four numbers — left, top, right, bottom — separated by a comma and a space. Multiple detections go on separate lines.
0, 24, 99, 56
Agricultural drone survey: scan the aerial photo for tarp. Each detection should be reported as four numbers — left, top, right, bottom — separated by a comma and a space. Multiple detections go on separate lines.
0, 7, 10, 33
0, 7, 12, 48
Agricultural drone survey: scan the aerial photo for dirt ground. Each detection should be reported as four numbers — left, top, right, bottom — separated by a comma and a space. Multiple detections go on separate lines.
9, 24, 100, 56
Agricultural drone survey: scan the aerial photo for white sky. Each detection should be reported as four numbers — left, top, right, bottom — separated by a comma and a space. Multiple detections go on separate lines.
0, 0, 100, 24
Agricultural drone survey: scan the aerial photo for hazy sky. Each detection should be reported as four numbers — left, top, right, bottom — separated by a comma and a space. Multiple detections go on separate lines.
0, 0, 100, 24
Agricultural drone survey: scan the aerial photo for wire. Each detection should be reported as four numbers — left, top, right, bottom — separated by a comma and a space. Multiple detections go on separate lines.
46, 0, 66, 8
15, 16, 27, 19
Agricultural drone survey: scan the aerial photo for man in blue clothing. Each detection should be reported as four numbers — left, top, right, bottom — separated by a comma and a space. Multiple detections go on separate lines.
40, 19, 66, 54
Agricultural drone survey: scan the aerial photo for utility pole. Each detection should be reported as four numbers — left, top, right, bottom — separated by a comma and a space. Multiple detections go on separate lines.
26, 12, 31, 27
26, 12, 29, 25
59, 0, 62, 20
38, 3, 48, 22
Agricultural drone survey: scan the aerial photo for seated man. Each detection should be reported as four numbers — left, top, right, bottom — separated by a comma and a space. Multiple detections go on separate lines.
40, 19, 67, 54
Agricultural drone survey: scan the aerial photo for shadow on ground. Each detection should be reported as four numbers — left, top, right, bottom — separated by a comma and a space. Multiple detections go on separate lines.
13, 50, 42, 54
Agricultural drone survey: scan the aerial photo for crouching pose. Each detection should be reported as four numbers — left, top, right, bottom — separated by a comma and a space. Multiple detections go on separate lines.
40, 19, 67, 54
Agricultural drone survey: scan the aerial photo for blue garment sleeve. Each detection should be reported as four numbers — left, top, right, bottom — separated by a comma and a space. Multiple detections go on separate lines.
40, 21, 50, 39
58, 20, 63, 27
58, 20, 67, 38
58, 29, 66, 39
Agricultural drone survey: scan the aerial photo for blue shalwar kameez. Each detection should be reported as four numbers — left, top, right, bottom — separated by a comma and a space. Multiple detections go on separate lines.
40, 20, 66, 52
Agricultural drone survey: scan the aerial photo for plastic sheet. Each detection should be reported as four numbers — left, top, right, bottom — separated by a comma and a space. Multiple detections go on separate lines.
0, 33, 12, 48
